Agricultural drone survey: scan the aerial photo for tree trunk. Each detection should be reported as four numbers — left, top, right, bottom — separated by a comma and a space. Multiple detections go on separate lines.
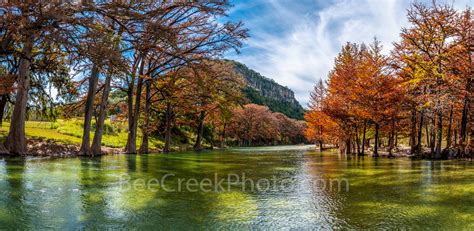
318, 125, 323, 151
5, 39, 33, 155
446, 106, 453, 148
454, 123, 458, 146
352, 140, 356, 154
361, 120, 367, 155
125, 79, 134, 152
469, 113, 473, 158
467, 78, 473, 156
410, 109, 417, 154
395, 131, 398, 147
425, 121, 430, 148
194, 111, 205, 151
79, 64, 100, 156
373, 123, 379, 157
460, 87, 469, 148
416, 111, 424, 154
209, 129, 214, 150
220, 121, 227, 148
429, 115, 436, 157
0, 94, 8, 128
345, 138, 351, 155
355, 124, 361, 155
139, 80, 151, 154
388, 118, 395, 157
91, 72, 112, 156
434, 110, 442, 159
125, 77, 142, 154
163, 102, 172, 153
125, 59, 145, 154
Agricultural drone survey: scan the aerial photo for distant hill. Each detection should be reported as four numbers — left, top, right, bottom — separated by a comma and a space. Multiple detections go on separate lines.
227, 60, 305, 120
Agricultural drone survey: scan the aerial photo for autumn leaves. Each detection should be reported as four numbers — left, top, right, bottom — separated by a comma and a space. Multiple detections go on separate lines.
305, 2, 473, 159
0, 1, 248, 155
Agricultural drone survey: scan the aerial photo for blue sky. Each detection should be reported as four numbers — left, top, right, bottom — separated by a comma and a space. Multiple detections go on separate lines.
224, 0, 472, 106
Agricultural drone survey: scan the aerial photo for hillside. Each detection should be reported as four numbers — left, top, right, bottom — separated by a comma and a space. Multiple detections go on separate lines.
228, 60, 305, 120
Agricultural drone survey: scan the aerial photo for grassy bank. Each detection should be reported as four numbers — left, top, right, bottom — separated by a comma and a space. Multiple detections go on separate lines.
0, 119, 164, 151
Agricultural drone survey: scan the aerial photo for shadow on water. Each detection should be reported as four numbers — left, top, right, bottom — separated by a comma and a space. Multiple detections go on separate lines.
78, 157, 112, 229
126, 154, 136, 173
0, 158, 28, 229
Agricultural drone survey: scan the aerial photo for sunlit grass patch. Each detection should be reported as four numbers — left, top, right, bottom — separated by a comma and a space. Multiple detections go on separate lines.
26, 127, 82, 145
0, 119, 164, 149
1, 122, 81, 145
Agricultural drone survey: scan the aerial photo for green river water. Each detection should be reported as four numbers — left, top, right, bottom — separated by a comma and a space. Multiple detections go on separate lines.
0, 145, 472, 229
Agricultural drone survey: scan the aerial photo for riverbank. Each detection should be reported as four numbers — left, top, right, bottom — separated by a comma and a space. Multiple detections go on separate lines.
0, 120, 468, 159
0, 140, 311, 157
0, 120, 308, 157
0, 138, 123, 157
0, 120, 191, 156
1, 139, 471, 160
321, 145, 472, 160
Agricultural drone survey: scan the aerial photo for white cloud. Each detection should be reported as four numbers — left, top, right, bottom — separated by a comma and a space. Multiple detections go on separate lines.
227, 0, 471, 106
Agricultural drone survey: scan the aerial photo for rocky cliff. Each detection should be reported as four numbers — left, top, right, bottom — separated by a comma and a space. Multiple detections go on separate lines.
227, 60, 305, 120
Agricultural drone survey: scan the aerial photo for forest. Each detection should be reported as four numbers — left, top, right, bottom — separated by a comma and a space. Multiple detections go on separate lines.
304, 2, 473, 159
0, 1, 306, 156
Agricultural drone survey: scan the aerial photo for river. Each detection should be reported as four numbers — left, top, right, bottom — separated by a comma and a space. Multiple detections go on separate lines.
0, 145, 472, 229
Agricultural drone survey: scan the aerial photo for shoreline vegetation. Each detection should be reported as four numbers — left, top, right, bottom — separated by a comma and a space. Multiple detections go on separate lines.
0, 2, 308, 157
304, 2, 473, 160
0, 2, 471, 161
0, 118, 464, 160
0, 99, 308, 157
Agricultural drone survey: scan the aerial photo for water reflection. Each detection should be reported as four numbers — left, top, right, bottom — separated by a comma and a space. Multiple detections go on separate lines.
1, 158, 27, 228
0, 147, 472, 229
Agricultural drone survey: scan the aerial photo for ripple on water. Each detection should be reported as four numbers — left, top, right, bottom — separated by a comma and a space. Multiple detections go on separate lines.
0, 148, 472, 229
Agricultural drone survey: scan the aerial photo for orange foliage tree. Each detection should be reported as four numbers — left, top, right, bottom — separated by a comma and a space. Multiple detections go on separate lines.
228, 104, 305, 146
305, 2, 472, 159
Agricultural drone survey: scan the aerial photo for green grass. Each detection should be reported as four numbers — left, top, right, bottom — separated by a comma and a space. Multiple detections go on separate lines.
0, 123, 82, 145
0, 119, 164, 149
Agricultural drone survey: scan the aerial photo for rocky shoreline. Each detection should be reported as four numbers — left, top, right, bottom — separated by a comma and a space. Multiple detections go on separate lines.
0, 138, 123, 157
0, 141, 471, 160
329, 145, 472, 160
